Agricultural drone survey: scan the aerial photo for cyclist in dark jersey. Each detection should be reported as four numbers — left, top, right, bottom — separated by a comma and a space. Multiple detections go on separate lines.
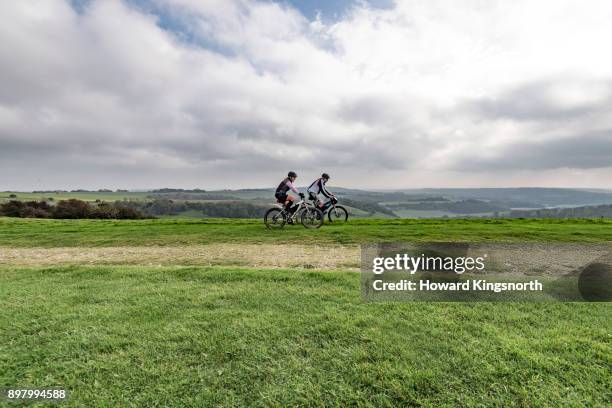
307, 173, 333, 208
275, 171, 304, 223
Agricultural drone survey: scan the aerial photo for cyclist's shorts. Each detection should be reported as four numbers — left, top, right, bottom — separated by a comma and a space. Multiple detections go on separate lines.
275, 192, 288, 203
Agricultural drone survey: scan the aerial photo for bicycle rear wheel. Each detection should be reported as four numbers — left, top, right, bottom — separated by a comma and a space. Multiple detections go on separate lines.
264, 208, 286, 229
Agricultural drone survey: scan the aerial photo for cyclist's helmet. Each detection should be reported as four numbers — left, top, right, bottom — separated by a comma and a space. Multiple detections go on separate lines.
322, 173, 330, 180
288, 171, 297, 178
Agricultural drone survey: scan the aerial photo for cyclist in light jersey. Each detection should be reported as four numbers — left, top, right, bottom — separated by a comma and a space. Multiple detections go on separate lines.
307, 173, 333, 208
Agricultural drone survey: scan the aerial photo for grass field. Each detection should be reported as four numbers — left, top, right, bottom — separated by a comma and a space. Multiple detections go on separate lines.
2, 217, 612, 247
1, 218, 611, 407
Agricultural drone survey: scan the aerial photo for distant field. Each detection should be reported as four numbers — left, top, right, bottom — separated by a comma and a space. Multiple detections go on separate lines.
0, 191, 149, 202
392, 209, 456, 218
1, 217, 612, 247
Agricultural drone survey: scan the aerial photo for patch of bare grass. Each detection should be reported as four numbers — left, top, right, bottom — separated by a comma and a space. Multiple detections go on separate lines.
0, 244, 360, 270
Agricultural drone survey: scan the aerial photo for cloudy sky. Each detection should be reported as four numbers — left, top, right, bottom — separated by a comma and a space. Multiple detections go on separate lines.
1, 0, 611, 190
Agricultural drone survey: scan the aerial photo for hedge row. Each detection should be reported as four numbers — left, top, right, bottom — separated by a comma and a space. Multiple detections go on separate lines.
0, 199, 149, 219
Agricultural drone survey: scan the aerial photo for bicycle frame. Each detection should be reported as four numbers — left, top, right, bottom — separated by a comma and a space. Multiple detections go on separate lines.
314, 198, 337, 215
275, 199, 315, 221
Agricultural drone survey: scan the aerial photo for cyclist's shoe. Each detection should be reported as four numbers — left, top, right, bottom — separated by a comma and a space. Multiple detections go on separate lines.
287, 218, 294, 225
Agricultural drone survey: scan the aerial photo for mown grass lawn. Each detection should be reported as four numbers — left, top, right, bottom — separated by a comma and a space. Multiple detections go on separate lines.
1, 266, 610, 407
2, 217, 612, 247
1, 218, 611, 406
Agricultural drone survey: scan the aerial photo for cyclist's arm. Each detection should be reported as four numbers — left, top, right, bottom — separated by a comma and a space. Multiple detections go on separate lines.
320, 180, 332, 198
286, 180, 300, 194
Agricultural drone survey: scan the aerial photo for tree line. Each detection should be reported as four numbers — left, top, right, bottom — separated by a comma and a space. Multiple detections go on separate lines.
505, 204, 612, 218
0, 199, 148, 219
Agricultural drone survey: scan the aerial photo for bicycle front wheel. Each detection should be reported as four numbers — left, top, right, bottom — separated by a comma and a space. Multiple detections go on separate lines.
301, 207, 324, 229
264, 208, 286, 229
328, 205, 349, 223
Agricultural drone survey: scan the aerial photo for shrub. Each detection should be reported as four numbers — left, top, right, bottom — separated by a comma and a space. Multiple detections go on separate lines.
0, 200, 27, 217
87, 201, 149, 219
0, 201, 51, 218
1, 199, 150, 219
115, 206, 145, 219
33, 208, 52, 218
25, 201, 52, 218
52, 199, 92, 219
26, 201, 51, 211
89, 202, 118, 219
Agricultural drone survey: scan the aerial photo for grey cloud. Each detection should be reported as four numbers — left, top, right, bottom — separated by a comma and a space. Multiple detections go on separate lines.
453, 130, 612, 171
466, 80, 612, 121
338, 95, 399, 124
445, 78, 612, 173
335, 95, 439, 166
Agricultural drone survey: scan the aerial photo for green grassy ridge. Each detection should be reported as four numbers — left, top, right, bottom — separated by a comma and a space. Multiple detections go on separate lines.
1, 217, 612, 247
1, 266, 610, 407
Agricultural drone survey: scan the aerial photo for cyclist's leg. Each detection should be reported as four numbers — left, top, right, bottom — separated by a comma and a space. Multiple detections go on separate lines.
275, 193, 290, 208
309, 192, 323, 208
286, 195, 297, 212
285, 195, 298, 223
275, 192, 287, 204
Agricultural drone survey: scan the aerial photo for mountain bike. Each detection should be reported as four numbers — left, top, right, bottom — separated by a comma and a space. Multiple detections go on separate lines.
264, 197, 324, 229
314, 196, 349, 223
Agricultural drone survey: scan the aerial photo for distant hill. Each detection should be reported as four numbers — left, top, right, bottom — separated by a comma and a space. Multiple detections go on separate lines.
203, 187, 612, 206
393, 188, 612, 208
506, 204, 612, 218
3, 187, 612, 219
